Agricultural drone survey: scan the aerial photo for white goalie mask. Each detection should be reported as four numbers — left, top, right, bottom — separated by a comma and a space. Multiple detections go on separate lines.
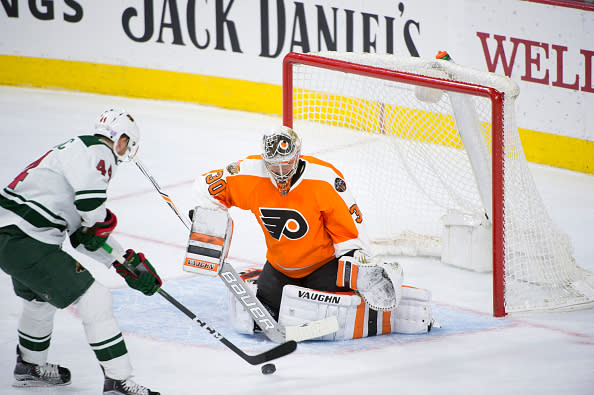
94, 108, 140, 162
262, 126, 301, 196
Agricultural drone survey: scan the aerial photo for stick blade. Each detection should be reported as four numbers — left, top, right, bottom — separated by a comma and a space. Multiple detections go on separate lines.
248, 340, 297, 365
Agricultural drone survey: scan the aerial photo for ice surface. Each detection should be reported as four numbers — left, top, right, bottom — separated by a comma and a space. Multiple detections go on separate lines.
0, 87, 593, 395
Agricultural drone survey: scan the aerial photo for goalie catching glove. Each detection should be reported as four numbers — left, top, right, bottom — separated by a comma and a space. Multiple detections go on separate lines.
337, 250, 403, 311
113, 249, 162, 296
70, 209, 117, 251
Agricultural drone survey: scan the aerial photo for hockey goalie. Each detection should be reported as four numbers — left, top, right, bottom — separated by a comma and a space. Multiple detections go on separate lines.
187, 126, 438, 340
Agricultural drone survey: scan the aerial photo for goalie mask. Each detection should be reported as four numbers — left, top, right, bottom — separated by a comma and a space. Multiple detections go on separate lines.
262, 126, 301, 196
94, 108, 140, 162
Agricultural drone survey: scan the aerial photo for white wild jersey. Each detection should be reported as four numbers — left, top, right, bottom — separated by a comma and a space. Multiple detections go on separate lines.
0, 136, 118, 245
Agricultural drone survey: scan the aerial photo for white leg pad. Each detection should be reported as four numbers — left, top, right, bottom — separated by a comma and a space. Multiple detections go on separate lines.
227, 282, 256, 335
18, 300, 57, 365
278, 285, 363, 341
278, 285, 435, 340
390, 286, 434, 334
75, 282, 132, 380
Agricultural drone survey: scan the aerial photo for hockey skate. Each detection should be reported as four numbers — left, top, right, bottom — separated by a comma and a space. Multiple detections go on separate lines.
103, 375, 160, 395
13, 345, 71, 387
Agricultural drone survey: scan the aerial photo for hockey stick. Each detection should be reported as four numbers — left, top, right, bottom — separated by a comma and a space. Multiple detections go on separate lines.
134, 159, 192, 229
133, 158, 338, 343
102, 243, 297, 365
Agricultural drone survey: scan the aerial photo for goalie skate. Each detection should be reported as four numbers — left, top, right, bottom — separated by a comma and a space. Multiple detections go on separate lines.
13, 346, 71, 387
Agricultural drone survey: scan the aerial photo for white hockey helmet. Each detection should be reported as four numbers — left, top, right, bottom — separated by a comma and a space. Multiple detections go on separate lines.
94, 108, 140, 162
262, 126, 301, 196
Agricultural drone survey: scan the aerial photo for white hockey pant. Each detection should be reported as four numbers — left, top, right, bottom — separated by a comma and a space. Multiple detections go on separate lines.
278, 285, 434, 340
75, 281, 132, 380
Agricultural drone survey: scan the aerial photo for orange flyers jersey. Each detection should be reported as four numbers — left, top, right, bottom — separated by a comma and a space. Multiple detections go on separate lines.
195, 155, 369, 278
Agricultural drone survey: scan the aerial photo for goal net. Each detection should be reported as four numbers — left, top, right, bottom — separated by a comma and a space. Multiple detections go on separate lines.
282, 51, 594, 316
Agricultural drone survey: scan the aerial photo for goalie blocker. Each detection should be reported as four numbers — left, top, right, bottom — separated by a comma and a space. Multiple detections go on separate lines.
183, 206, 233, 276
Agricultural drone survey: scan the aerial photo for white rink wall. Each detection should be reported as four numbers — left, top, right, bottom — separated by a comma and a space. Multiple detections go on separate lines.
1, 0, 592, 142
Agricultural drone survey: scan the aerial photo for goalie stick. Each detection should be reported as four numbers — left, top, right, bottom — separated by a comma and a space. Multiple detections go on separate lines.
133, 159, 338, 343
102, 243, 297, 365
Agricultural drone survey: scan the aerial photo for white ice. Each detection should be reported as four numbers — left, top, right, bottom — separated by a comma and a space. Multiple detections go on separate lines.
0, 86, 593, 395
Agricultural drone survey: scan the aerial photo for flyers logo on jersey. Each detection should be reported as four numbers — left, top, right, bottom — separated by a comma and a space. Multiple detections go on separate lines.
260, 208, 308, 240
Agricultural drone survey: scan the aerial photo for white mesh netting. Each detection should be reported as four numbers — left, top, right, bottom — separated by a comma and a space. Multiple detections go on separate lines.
288, 51, 594, 314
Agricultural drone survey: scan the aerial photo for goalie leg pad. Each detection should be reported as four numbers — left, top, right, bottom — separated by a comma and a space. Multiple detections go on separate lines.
227, 282, 257, 335
278, 285, 435, 340
183, 206, 233, 276
389, 286, 434, 334
278, 285, 363, 341
337, 257, 403, 311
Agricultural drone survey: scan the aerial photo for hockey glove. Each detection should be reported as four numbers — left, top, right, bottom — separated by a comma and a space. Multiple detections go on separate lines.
337, 250, 403, 311
113, 249, 162, 296
70, 209, 117, 251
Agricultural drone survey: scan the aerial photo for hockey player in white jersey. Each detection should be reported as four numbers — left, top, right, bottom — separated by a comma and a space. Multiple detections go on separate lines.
0, 109, 161, 395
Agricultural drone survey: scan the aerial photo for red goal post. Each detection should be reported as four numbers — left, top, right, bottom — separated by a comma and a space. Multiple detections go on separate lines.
281, 51, 593, 317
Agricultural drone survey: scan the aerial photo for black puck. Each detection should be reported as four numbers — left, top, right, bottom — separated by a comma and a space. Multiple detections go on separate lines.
261, 363, 276, 375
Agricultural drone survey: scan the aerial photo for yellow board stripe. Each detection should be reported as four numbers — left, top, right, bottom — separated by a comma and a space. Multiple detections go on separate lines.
1, 54, 591, 174
0, 54, 281, 115
519, 128, 594, 174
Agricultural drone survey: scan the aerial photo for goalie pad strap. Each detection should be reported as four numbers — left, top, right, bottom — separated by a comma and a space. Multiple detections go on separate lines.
363, 310, 392, 337
368, 309, 378, 337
